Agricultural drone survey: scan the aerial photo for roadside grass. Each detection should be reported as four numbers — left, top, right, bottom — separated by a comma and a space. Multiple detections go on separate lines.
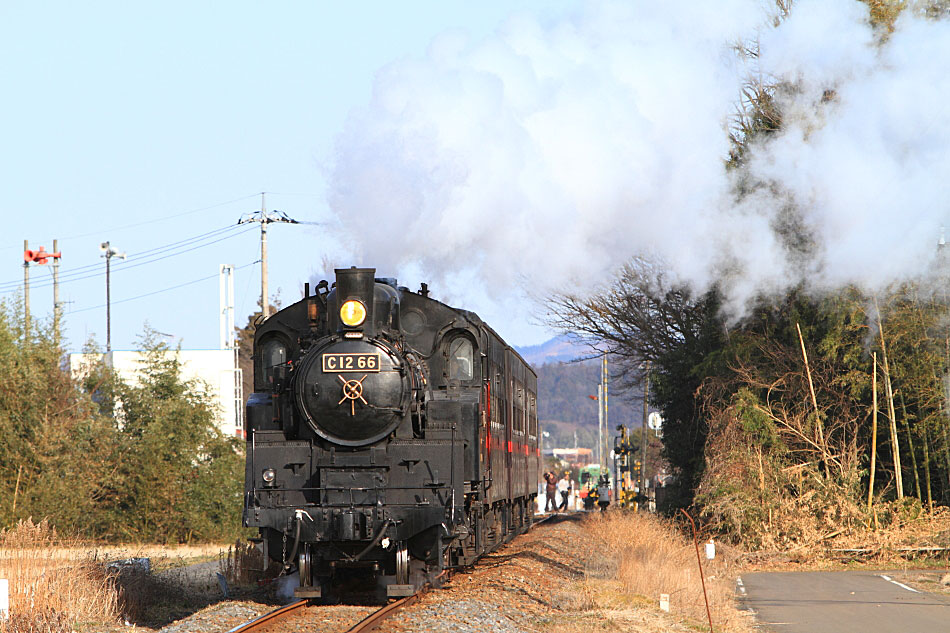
0, 519, 262, 632
555, 512, 752, 633
0, 519, 118, 633
740, 504, 950, 572
0, 543, 228, 569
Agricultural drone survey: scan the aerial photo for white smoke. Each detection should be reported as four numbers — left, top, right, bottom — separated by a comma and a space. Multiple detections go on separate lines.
274, 571, 300, 603
746, 0, 950, 295
327, 0, 950, 330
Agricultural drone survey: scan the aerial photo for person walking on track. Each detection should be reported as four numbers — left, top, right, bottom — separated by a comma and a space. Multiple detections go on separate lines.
597, 474, 611, 512
544, 471, 558, 512
557, 472, 571, 511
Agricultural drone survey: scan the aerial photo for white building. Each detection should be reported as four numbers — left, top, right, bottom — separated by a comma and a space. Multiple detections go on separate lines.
69, 349, 244, 438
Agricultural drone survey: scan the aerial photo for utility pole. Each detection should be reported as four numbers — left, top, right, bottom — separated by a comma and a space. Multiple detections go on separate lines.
52, 239, 61, 335
602, 354, 609, 476
237, 193, 298, 320
100, 241, 126, 353
23, 240, 30, 339
597, 383, 604, 469
641, 361, 650, 501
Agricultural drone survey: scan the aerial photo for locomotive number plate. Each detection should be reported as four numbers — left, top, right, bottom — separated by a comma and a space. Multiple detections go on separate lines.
322, 352, 381, 372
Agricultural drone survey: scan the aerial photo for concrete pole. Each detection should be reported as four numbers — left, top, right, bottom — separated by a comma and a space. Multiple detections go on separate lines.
23, 240, 29, 339
261, 221, 269, 318
219, 264, 228, 350
597, 383, 603, 470
260, 193, 270, 319
641, 361, 650, 500
603, 354, 610, 472
106, 250, 112, 352
52, 238, 60, 337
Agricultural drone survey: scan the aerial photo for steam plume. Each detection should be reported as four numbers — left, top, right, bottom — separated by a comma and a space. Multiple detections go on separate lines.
327, 0, 950, 332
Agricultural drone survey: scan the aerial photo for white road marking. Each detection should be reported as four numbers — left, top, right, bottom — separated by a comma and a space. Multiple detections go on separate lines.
879, 574, 921, 593
736, 576, 747, 595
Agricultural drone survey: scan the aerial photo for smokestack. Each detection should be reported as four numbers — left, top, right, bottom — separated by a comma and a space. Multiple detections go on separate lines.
333, 267, 377, 337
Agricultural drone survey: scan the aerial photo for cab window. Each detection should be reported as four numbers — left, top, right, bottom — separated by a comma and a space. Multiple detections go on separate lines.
448, 337, 474, 381
258, 337, 288, 385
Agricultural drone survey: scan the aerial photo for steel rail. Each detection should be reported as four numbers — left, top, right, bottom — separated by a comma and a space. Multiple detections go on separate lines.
342, 510, 550, 631
225, 599, 308, 633
346, 594, 419, 633
225, 510, 552, 633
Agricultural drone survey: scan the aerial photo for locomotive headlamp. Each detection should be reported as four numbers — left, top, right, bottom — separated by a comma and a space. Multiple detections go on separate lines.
262, 468, 276, 485
340, 300, 367, 327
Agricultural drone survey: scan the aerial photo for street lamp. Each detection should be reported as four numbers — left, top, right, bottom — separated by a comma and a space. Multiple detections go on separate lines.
100, 241, 126, 352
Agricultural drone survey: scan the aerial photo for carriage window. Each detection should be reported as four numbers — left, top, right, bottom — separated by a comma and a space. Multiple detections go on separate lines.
259, 338, 288, 384
529, 396, 538, 436
448, 337, 474, 381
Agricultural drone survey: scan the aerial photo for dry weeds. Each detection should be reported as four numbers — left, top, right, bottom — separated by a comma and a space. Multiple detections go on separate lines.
0, 519, 251, 632
572, 512, 752, 633
0, 519, 119, 633
221, 540, 268, 586
0, 543, 228, 567
733, 500, 950, 571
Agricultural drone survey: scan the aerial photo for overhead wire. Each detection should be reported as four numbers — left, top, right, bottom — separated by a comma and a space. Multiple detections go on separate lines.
1, 193, 262, 252
9, 226, 256, 292
0, 224, 245, 288
0, 225, 257, 293
69, 260, 260, 314
59, 193, 260, 238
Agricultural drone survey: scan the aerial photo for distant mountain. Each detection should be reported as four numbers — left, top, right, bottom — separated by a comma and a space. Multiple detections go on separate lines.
516, 334, 599, 367
520, 338, 648, 451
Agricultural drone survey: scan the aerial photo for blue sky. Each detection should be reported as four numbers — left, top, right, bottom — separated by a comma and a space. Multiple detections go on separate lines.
0, 1, 572, 351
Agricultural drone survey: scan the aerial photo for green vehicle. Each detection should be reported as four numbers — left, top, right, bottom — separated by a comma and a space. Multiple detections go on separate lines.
578, 465, 602, 510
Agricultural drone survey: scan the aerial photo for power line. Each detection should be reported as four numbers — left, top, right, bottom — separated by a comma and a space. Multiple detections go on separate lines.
113, 224, 242, 260
0, 224, 245, 288
69, 260, 260, 314
57, 225, 248, 282
0, 226, 256, 293
1, 193, 262, 252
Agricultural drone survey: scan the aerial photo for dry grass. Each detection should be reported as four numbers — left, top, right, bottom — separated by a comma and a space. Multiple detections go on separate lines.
0, 519, 118, 633
739, 502, 950, 570
221, 540, 268, 586
0, 543, 228, 566
0, 520, 247, 632
576, 512, 751, 633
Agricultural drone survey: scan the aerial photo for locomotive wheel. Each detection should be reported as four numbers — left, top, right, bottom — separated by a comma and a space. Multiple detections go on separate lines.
298, 546, 312, 586
395, 541, 410, 585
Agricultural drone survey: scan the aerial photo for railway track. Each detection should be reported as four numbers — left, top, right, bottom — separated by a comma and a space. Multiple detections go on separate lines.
226, 594, 419, 633
226, 511, 557, 633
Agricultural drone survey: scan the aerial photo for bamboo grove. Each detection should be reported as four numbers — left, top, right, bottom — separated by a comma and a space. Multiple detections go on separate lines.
548, 264, 950, 546
0, 300, 245, 542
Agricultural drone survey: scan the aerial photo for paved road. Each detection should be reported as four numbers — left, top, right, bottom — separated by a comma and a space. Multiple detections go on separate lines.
740, 571, 950, 633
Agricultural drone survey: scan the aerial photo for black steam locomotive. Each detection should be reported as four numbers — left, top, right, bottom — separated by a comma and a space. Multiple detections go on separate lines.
243, 267, 539, 598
